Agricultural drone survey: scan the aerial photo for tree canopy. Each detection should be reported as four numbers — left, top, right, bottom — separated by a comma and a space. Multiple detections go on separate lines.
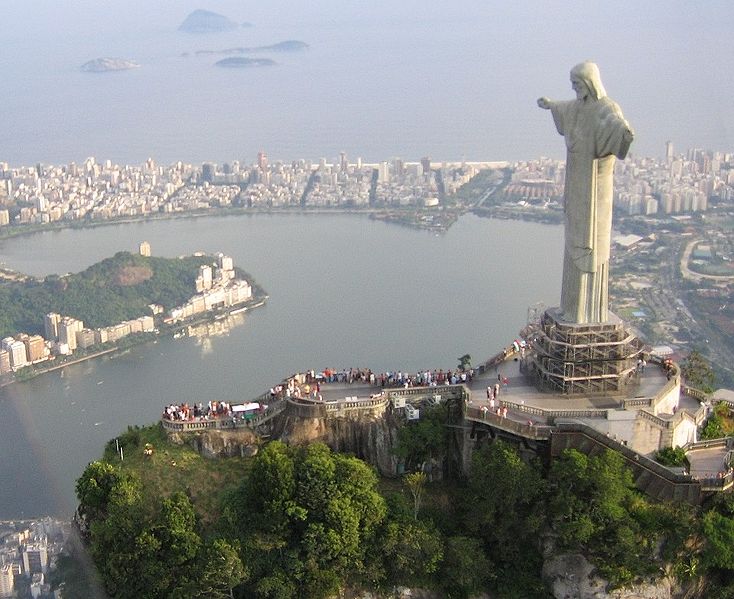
0, 251, 214, 337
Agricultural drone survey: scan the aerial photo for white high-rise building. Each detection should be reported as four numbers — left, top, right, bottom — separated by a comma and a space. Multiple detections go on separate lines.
58, 317, 83, 351
22, 541, 48, 575
0, 563, 14, 598
2, 337, 28, 370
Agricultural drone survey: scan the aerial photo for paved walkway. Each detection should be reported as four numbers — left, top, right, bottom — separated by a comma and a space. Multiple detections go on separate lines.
687, 446, 732, 480
287, 353, 683, 439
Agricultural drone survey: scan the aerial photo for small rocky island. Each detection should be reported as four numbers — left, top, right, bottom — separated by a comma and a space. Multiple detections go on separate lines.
179, 9, 239, 33
192, 40, 309, 57
80, 58, 140, 73
215, 57, 276, 68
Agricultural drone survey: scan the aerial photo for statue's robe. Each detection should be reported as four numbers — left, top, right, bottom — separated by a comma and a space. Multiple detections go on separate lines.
550, 97, 632, 324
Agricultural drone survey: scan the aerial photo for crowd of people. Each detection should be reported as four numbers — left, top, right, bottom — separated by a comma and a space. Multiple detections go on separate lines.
296, 366, 478, 389
163, 400, 232, 421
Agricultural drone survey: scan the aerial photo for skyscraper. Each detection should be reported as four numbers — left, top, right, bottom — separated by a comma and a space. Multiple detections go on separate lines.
257, 151, 268, 171
44, 313, 61, 341
0, 563, 13, 598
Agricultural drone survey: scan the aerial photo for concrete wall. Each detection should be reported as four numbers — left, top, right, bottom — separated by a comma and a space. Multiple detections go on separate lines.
630, 416, 663, 455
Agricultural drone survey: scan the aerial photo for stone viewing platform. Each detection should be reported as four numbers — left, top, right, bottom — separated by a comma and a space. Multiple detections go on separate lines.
159, 341, 732, 502
158, 343, 696, 447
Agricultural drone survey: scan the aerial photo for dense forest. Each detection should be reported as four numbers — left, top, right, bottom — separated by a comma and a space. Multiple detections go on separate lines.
0, 252, 227, 338
70, 411, 734, 599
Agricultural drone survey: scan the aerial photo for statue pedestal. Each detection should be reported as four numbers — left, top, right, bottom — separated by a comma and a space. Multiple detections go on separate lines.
526, 308, 644, 396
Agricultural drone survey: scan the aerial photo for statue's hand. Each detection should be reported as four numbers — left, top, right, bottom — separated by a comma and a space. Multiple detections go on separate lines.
537, 97, 551, 110
623, 128, 634, 144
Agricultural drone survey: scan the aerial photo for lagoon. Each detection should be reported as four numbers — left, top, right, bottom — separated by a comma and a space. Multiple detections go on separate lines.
0, 213, 562, 518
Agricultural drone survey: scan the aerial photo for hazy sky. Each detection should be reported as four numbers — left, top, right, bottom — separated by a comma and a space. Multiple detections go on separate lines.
1, 1, 732, 164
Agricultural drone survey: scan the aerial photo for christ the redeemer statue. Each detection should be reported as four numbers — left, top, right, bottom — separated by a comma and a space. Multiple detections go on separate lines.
538, 62, 634, 324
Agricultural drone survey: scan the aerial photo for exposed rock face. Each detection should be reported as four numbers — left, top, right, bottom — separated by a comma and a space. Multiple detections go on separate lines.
114, 265, 152, 286
276, 412, 401, 475
543, 552, 678, 599
168, 429, 259, 459
165, 410, 400, 473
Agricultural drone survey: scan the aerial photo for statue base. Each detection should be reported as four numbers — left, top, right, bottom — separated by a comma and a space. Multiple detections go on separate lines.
526, 308, 644, 396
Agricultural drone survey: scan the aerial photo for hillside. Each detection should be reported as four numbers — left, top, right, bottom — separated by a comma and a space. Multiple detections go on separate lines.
0, 252, 213, 337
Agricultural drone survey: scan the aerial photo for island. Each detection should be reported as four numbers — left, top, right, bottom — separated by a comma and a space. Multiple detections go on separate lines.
80, 58, 140, 73
193, 40, 309, 56
178, 9, 239, 33
0, 249, 267, 384
215, 57, 276, 68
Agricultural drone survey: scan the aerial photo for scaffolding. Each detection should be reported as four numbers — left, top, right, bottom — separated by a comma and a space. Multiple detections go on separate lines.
526, 308, 644, 396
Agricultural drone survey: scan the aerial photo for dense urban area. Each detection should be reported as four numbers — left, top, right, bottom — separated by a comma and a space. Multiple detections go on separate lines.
1, 144, 732, 387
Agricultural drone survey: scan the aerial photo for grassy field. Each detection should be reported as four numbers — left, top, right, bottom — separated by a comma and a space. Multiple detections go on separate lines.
101, 424, 253, 527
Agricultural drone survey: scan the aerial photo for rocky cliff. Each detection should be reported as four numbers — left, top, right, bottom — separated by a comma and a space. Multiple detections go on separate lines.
168, 428, 259, 459
274, 411, 401, 475
542, 552, 702, 599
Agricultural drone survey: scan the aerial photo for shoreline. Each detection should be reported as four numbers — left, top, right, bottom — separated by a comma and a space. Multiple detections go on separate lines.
1, 295, 268, 388
0, 204, 565, 245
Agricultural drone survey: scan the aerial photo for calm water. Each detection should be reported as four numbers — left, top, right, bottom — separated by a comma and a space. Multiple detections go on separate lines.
0, 213, 562, 518
2, 2, 733, 166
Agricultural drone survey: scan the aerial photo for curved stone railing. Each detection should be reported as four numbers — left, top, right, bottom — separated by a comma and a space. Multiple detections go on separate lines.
285, 398, 327, 418
474, 346, 518, 375
324, 395, 390, 413
622, 397, 654, 409
465, 405, 553, 440
161, 399, 286, 432
473, 394, 610, 425
387, 385, 468, 402
682, 385, 709, 402
161, 418, 221, 432
684, 437, 733, 451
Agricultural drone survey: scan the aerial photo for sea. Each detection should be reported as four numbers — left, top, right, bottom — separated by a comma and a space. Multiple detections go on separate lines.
1, 1, 732, 168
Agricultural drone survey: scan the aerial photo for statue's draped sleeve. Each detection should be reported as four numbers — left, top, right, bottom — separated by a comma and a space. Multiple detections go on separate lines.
549, 100, 575, 138
595, 99, 633, 160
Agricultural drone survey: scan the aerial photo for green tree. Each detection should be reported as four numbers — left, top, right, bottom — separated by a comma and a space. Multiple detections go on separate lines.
547, 449, 636, 548
463, 441, 546, 598
439, 535, 492, 599
395, 405, 447, 470
234, 442, 386, 599
464, 441, 545, 553
655, 446, 688, 467
681, 349, 716, 393
404, 471, 427, 521
76, 461, 129, 524
174, 538, 248, 599
380, 520, 443, 587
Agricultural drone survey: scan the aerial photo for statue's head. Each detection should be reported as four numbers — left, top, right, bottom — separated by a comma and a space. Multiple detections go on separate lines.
570, 62, 606, 100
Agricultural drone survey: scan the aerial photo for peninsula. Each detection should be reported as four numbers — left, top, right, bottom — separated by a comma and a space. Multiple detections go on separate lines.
0, 249, 267, 383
